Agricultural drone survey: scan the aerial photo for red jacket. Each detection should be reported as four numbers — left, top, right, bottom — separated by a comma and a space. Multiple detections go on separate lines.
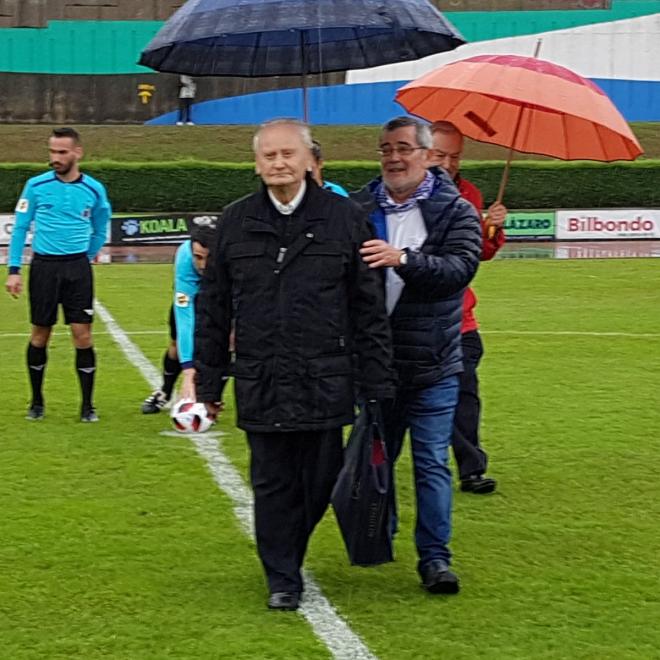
457, 176, 506, 333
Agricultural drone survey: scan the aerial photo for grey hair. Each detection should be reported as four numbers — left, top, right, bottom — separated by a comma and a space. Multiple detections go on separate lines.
381, 116, 432, 149
252, 118, 314, 152
311, 139, 323, 163
430, 120, 464, 139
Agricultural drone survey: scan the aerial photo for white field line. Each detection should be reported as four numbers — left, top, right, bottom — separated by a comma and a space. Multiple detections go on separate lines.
93, 299, 377, 660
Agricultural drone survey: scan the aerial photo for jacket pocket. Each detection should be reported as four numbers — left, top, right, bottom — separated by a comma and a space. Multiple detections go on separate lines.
228, 242, 267, 259
302, 241, 344, 280
227, 242, 267, 287
306, 354, 353, 421
230, 358, 268, 423
229, 357, 263, 379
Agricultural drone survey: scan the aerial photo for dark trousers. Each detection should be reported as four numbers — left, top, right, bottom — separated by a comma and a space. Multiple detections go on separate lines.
247, 428, 343, 594
451, 330, 489, 480
178, 97, 192, 123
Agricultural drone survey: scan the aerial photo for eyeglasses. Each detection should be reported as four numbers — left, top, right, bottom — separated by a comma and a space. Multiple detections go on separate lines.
376, 145, 427, 157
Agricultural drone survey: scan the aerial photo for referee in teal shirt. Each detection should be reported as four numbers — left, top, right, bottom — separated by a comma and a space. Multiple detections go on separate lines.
310, 140, 349, 197
5, 127, 111, 422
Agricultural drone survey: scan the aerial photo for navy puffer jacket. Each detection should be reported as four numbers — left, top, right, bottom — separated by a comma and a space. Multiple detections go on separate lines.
351, 169, 482, 389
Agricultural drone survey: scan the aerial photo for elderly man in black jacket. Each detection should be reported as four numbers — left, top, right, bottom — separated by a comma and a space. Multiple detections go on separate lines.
352, 116, 482, 594
195, 119, 395, 611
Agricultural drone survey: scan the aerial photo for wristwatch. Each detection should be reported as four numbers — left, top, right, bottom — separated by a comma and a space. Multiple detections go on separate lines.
398, 251, 408, 266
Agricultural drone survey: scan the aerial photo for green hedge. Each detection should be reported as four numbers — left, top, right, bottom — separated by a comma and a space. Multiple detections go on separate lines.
1, 160, 659, 212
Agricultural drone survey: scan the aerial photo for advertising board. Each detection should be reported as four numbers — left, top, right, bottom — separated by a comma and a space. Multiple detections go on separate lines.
556, 210, 660, 240
503, 211, 555, 241
110, 214, 219, 245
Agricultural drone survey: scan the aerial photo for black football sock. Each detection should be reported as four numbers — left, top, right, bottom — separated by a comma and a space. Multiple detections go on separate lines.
76, 347, 96, 409
162, 352, 182, 399
27, 343, 47, 407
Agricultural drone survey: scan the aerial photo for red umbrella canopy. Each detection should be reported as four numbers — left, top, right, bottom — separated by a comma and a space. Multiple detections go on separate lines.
396, 54, 643, 161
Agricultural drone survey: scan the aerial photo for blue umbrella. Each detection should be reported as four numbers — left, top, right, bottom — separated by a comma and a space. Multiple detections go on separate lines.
139, 0, 465, 120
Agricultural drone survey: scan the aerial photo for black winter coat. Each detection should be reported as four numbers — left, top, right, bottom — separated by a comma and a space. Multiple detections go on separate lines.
195, 178, 396, 432
351, 169, 482, 389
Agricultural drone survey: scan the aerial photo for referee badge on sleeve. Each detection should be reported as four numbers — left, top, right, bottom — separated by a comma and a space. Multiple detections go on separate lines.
16, 198, 29, 213
175, 292, 190, 308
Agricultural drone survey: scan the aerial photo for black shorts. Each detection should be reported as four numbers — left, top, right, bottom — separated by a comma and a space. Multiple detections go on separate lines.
168, 304, 177, 341
29, 253, 94, 327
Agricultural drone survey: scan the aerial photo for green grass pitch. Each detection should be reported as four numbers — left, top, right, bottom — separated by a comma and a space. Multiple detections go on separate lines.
1, 257, 659, 659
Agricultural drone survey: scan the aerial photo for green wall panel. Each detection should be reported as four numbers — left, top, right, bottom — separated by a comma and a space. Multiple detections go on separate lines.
449, 0, 660, 41
0, 21, 161, 74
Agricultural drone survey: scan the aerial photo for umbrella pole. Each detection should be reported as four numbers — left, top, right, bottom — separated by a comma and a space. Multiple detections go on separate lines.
300, 31, 309, 123
302, 74, 309, 123
487, 104, 524, 238
496, 103, 525, 205
488, 38, 542, 237
496, 146, 515, 205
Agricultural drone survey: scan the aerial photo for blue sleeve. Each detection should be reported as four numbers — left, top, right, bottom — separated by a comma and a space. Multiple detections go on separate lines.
87, 183, 111, 260
172, 243, 200, 369
8, 181, 36, 270
323, 181, 349, 198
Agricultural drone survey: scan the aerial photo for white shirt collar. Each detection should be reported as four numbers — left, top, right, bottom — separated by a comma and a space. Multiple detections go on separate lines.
268, 180, 307, 216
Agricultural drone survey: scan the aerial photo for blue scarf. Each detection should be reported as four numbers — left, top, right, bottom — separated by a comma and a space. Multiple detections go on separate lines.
374, 170, 435, 215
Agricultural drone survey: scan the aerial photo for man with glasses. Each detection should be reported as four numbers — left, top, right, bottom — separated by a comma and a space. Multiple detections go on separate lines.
351, 116, 481, 594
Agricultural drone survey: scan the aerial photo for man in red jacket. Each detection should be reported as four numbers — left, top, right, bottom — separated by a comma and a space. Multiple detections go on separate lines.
430, 121, 506, 494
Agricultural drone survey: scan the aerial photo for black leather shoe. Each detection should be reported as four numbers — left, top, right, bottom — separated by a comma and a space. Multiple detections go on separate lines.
420, 560, 460, 594
268, 591, 301, 611
460, 474, 497, 494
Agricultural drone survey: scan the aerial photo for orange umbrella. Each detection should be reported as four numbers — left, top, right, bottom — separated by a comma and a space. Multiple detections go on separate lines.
396, 54, 643, 162
396, 54, 643, 227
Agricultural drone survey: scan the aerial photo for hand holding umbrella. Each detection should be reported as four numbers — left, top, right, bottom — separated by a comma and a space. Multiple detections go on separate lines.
484, 201, 507, 238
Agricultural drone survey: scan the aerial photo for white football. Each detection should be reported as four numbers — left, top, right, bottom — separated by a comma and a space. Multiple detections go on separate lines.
171, 398, 214, 433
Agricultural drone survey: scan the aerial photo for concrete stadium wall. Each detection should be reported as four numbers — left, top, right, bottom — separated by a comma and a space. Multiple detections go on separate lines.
0, 71, 345, 124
